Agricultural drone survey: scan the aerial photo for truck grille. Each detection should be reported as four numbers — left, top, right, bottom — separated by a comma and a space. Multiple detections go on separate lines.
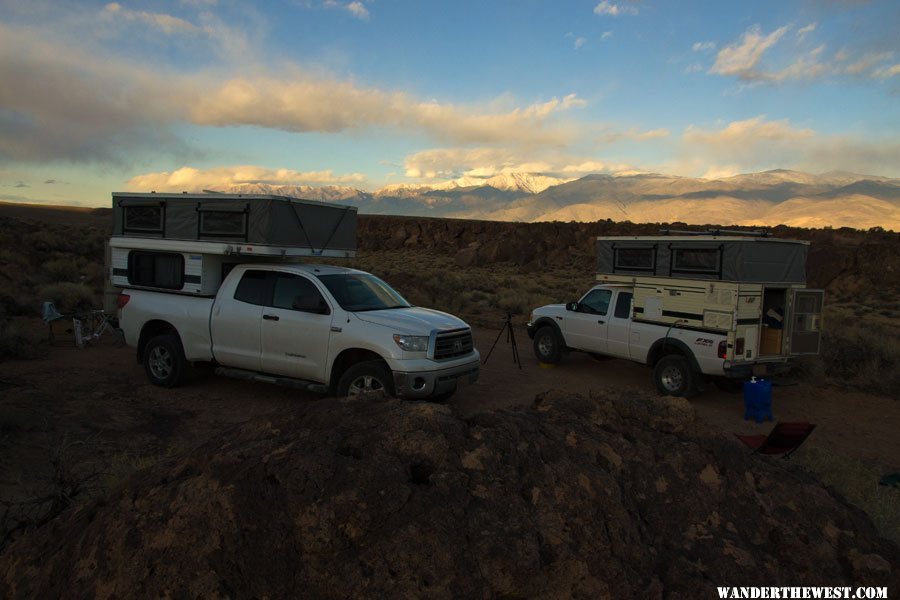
433, 329, 473, 360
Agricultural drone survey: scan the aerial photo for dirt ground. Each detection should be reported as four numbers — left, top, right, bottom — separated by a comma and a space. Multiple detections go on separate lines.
2, 323, 899, 511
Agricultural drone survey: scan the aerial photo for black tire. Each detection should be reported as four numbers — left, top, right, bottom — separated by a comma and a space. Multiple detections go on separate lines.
533, 326, 563, 364
143, 334, 188, 388
653, 354, 697, 397
337, 360, 395, 398
713, 378, 744, 393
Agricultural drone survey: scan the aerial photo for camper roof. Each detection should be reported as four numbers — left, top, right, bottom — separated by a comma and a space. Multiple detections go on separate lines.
595, 235, 809, 245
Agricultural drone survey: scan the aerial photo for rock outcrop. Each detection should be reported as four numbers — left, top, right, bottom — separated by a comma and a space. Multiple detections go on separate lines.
1, 389, 897, 598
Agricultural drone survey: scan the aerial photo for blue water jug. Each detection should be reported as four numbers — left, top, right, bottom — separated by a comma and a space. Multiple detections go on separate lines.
743, 377, 773, 423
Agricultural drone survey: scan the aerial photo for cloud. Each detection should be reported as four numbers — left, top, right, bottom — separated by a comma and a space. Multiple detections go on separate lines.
127, 166, 367, 191
402, 147, 635, 180
601, 31, 612, 40
102, 3, 199, 35
873, 63, 900, 79
709, 25, 790, 80
692, 41, 715, 52
574, 37, 586, 49
796, 23, 816, 40
679, 116, 900, 176
14, 181, 29, 188
345, 1, 369, 19
593, 1, 638, 17
0, 21, 586, 162
594, 127, 671, 144
684, 116, 814, 145
191, 80, 586, 145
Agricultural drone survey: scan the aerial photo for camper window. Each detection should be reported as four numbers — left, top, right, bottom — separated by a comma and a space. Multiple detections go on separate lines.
672, 248, 719, 274
614, 248, 654, 271
124, 206, 163, 233
200, 211, 247, 237
127, 251, 183, 290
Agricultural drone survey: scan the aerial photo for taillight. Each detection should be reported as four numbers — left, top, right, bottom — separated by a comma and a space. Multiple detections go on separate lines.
718, 340, 728, 359
117, 293, 130, 309
735, 337, 745, 356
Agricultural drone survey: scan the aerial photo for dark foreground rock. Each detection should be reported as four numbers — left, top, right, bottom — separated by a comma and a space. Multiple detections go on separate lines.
1, 389, 898, 598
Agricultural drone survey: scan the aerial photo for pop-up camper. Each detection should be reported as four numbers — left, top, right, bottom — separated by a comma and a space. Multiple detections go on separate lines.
109, 192, 357, 296
594, 232, 824, 361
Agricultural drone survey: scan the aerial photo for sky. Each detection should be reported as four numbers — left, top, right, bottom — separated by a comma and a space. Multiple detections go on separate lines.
1, 0, 899, 207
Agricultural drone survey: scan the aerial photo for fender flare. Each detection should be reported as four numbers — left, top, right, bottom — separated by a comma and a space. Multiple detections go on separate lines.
531, 317, 564, 341
647, 337, 702, 373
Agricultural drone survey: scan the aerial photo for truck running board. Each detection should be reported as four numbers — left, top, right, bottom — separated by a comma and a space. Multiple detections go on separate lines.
215, 367, 329, 394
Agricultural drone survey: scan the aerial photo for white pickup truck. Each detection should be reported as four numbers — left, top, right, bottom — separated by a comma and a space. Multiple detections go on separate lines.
118, 263, 480, 400
527, 284, 745, 397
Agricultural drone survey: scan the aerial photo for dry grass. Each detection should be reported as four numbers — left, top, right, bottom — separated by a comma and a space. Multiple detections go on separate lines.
799, 447, 900, 546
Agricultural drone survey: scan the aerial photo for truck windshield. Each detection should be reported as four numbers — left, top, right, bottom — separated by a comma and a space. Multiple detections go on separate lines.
317, 273, 411, 312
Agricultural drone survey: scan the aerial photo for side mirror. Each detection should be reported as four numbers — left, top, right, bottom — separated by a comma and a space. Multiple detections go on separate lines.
565, 301, 578, 312
293, 296, 331, 315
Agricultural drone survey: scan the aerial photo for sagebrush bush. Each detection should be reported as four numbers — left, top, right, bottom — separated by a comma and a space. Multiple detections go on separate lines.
38, 282, 97, 314
819, 323, 900, 397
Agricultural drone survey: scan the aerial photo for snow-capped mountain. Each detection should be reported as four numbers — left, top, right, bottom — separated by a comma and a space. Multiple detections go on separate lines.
217, 169, 899, 230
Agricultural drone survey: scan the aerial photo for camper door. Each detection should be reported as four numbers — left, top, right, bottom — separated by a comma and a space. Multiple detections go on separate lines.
787, 289, 824, 355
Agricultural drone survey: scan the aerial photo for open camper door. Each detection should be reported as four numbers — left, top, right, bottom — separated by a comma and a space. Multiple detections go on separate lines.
788, 289, 824, 355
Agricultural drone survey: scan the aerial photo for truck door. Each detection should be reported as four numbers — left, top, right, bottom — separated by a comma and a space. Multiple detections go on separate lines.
565, 288, 611, 353
788, 289, 824, 355
260, 272, 334, 382
606, 291, 633, 359
210, 269, 269, 371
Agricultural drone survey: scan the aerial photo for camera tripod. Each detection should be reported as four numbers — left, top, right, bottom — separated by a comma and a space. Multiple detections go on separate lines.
482, 313, 522, 370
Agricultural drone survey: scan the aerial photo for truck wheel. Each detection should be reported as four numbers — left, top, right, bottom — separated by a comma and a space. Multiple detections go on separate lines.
144, 334, 188, 388
337, 361, 395, 398
533, 326, 563, 364
654, 355, 696, 397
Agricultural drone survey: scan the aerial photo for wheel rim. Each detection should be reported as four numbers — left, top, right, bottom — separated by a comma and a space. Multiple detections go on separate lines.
148, 346, 173, 380
659, 365, 684, 393
348, 374, 385, 396
537, 334, 554, 357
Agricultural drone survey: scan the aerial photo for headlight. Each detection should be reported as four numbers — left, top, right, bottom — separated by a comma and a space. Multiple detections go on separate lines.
393, 334, 429, 352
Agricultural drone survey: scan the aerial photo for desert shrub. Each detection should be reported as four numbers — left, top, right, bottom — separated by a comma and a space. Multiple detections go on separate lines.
820, 324, 900, 397
40, 258, 82, 283
0, 319, 48, 361
38, 283, 97, 314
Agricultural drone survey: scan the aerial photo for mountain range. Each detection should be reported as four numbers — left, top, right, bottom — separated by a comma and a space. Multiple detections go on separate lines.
214, 169, 900, 230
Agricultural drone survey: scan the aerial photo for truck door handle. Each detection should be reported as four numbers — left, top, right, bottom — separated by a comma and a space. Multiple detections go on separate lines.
597, 319, 605, 324
263, 314, 280, 321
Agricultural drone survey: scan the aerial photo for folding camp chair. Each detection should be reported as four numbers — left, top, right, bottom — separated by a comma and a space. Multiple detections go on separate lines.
734, 422, 816, 459
41, 301, 69, 341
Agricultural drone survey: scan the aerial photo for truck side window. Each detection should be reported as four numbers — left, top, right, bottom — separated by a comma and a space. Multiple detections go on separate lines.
234, 270, 271, 306
579, 289, 612, 315
614, 292, 633, 319
272, 273, 327, 313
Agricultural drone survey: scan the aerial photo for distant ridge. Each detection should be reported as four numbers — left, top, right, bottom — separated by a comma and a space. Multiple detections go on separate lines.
210, 169, 900, 230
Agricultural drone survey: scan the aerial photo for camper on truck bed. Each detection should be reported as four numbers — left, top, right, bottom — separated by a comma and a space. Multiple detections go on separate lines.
527, 233, 824, 397
109, 192, 479, 401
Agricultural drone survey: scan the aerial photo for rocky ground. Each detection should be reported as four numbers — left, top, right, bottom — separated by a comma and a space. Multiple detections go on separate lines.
1, 386, 898, 598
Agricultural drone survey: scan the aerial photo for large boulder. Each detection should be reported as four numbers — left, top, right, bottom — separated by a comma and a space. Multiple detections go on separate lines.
1, 389, 897, 598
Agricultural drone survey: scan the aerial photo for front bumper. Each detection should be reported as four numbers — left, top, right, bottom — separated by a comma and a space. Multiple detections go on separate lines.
526, 322, 537, 339
392, 358, 480, 399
